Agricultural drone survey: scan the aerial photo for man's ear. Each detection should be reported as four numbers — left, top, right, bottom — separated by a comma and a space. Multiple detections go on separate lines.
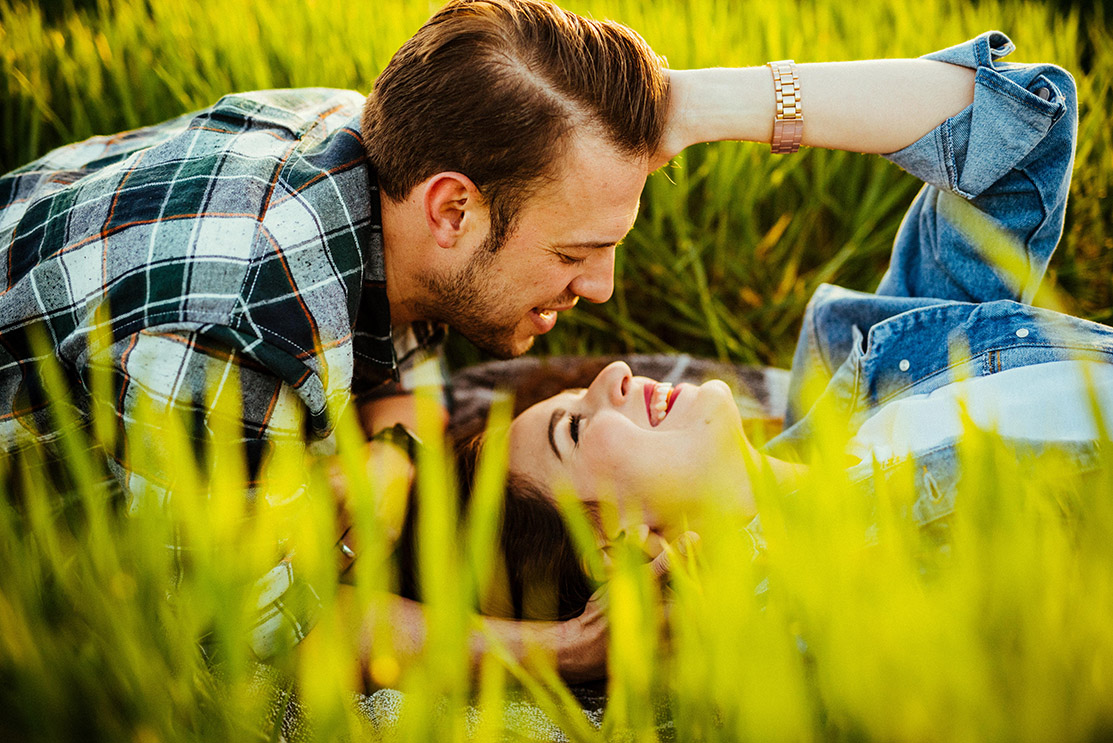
422, 172, 485, 249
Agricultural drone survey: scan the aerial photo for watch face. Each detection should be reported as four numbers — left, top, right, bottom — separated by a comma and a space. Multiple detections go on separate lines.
374, 422, 422, 459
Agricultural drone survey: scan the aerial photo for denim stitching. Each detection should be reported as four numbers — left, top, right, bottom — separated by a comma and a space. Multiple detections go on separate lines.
978, 67, 1062, 114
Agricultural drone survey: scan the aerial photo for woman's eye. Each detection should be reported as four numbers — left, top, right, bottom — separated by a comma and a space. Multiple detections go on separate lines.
569, 413, 582, 445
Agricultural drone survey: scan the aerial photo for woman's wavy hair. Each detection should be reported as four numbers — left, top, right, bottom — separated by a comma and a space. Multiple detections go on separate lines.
394, 427, 597, 621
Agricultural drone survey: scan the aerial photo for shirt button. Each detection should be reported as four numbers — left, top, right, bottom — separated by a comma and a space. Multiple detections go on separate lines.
1035, 87, 1051, 100
899, 359, 911, 372
1016, 328, 1030, 338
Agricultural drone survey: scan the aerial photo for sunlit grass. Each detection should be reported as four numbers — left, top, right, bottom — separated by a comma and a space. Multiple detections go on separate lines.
3, 330, 1112, 741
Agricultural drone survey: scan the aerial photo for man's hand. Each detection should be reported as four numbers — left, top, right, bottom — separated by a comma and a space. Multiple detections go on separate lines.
329, 438, 414, 577
329, 532, 699, 691
552, 531, 697, 683
357, 392, 447, 437
648, 68, 699, 171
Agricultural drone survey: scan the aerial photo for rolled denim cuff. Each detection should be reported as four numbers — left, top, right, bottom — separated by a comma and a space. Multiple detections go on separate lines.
884, 30, 1070, 199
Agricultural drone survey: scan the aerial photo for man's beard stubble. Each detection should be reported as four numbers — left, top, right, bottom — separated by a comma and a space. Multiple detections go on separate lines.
416, 233, 527, 360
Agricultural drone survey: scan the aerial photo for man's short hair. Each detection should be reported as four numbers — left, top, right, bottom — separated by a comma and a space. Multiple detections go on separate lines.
361, 0, 670, 246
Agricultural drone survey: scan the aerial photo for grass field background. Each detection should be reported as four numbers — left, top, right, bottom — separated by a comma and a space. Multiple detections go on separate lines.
2, 0, 1110, 367
2, 0, 1113, 741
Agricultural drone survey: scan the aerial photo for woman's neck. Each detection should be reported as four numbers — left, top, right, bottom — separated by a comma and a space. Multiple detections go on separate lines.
640, 431, 810, 535
734, 437, 810, 517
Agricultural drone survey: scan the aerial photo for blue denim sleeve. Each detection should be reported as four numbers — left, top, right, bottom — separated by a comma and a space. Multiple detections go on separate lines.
876, 31, 1078, 303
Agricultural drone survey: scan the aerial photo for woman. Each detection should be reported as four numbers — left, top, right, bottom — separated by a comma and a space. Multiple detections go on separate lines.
457, 30, 1108, 612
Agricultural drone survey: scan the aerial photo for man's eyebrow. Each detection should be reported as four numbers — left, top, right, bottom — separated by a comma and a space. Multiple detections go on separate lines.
548, 407, 564, 461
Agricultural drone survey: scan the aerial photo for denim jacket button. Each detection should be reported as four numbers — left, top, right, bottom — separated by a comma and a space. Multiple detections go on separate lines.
1035, 87, 1052, 100
899, 359, 911, 372
1016, 328, 1030, 338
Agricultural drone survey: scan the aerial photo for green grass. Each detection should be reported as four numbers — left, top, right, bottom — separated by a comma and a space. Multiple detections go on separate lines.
3, 341, 1113, 742
3, 0, 1113, 741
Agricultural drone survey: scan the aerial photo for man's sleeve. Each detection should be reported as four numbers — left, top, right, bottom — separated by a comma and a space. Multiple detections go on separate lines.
357, 322, 449, 408
878, 30, 1078, 304
86, 328, 322, 659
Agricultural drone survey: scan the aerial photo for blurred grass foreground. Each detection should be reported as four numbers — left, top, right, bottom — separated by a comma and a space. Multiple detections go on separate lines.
3, 0, 1113, 741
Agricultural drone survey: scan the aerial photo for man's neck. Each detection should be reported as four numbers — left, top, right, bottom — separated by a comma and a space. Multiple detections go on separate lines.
379, 193, 427, 327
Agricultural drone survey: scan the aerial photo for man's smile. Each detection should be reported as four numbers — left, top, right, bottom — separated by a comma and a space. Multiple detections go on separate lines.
529, 299, 580, 332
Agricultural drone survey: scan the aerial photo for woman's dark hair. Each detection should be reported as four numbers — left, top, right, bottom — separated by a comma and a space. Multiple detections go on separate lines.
394, 430, 596, 621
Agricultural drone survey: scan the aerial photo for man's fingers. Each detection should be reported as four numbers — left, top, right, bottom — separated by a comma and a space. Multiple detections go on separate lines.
648, 548, 671, 582
648, 530, 700, 582
675, 531, 701, 558
582, 531, 700, 622
337, 526, 358, 580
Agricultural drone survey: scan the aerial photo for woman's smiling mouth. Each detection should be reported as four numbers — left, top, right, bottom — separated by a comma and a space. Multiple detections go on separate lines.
645, 382, 681, 426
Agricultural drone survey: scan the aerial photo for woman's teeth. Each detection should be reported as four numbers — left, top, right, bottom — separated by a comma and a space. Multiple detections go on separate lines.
537, 309, 554, 320
651, 383, 673, 426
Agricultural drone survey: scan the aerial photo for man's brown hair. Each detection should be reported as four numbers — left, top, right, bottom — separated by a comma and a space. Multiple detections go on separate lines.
362, 0, 670, 246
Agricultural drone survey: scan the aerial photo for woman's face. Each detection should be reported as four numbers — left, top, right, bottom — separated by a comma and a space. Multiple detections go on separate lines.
507, 361, 748, 532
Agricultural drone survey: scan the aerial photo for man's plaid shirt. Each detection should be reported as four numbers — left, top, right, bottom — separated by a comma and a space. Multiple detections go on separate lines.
0, 88, 443, 656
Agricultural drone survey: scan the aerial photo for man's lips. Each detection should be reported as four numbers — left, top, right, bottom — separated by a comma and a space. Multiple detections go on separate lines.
529, 301, 579, 333
534, 303, 578, 317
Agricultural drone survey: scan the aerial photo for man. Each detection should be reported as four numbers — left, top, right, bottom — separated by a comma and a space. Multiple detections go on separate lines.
0, 0, 669, 678
1, 0, 985, 683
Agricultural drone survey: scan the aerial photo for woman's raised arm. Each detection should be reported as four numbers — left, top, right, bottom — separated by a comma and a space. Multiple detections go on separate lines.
655, 57, 975, 165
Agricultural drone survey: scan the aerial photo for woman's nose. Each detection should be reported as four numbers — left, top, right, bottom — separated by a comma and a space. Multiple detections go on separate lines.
587, 361, 632, 407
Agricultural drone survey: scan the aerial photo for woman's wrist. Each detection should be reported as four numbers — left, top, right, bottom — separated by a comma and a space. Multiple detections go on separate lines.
654, 66, 774, 165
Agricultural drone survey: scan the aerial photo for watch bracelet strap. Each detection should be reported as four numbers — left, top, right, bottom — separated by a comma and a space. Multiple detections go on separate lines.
767, 59, 803, 154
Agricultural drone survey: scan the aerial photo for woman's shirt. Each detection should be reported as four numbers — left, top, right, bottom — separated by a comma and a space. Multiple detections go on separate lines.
847, 360, 1113, 464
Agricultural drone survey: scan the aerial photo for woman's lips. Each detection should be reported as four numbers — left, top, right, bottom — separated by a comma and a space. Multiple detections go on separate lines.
644, 382, 682, 427
666, 385, 681, 413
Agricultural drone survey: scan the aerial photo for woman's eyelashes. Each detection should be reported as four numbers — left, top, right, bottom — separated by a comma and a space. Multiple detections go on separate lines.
569, 413, 583, 446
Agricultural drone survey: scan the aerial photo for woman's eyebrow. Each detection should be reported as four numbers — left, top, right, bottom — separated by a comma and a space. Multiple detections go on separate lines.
548, 408, 564, 461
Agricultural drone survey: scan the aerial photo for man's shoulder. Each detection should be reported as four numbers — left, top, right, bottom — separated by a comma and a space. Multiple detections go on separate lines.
1, 88, 366, 183
197, 88, 366, 139
1, 87, 375, 361
4, 86, 373, 270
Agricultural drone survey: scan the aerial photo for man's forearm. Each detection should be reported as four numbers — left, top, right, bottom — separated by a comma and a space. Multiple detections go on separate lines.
472, 607, 607, 684
661, 58, 975, 161
343, 589, 608, 687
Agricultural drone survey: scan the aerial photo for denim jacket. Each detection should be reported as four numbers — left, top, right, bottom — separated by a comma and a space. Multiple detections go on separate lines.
762, 31, 1104, 527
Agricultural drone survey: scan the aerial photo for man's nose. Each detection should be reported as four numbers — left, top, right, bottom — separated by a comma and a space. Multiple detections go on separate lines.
569, 246, 616, 304
587, 360, 632, 407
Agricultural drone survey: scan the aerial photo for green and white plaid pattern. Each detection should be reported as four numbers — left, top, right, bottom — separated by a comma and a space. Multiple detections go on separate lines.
0, 88, 444, 656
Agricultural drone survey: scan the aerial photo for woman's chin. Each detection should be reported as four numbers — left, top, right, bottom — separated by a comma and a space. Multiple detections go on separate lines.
698, 379, 746, 424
